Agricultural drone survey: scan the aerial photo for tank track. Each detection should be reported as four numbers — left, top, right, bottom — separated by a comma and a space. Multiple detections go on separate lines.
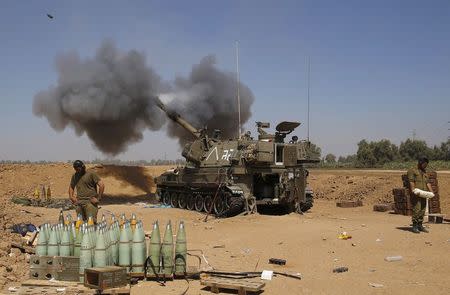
158, 188, 249, 217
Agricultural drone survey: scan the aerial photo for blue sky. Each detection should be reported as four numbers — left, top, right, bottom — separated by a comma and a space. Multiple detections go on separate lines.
1, 0, 449, 161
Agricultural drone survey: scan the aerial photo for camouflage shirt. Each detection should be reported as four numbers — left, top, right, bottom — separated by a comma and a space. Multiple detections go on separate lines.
407, 166, 430, 191
70, 171, 100, 200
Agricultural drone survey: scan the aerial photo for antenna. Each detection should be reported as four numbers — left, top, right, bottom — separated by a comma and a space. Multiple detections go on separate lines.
307, 56, 311, 143
413, 129, 416, 140
236, 41, 241, 138
448, 121, 450, 140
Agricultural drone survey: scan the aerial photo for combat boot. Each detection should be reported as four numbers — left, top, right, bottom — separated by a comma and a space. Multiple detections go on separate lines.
418, 223, 429, 233
411, 223, 420, 234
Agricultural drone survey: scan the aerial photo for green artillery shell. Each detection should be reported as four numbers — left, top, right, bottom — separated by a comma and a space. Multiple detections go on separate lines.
79, 228, 93, 282
175, 221, 187, 274
73, 224, 84, 257
131, 221, 145, 273
118, 223, 131, 272
59, 226, 71, 256
148, 221, 161, 275
47, 226, 59, 256
36, 225, 48, 256
110, 222, 119, 265
161, 221, 174, 275
94, 228, 107, 267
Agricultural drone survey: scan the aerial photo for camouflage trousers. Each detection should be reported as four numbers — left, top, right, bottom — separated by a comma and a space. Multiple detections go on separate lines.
411, 195, 426, 225
76, 200, 99, 223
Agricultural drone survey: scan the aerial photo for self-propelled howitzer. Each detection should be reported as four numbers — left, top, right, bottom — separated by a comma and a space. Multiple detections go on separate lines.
155, 97, 319, 217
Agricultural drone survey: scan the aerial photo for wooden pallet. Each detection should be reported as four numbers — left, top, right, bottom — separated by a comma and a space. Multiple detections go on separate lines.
2, 280, 130, 295
428, 213, 445, 224
336, 200, 363, 208
201, 276, 265, 295
3, 285, 130, 295
373, 203, 394, 212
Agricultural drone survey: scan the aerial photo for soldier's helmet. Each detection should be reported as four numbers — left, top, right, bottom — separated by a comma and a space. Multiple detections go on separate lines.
73, 160, 85, 169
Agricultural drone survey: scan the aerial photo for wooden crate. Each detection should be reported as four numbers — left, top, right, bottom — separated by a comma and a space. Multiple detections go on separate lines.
201, 276, 265, 295
84, 266, 128, 290
29, 255, 79, 282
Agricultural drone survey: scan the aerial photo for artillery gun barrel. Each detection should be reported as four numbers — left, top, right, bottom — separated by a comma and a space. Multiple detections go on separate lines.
155, 97, 200, 139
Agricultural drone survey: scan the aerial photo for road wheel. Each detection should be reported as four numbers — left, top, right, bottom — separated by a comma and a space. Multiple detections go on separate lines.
162, 191, 171, 206
223, 191, 232, 209
204, 195, 213, 213
213, 196, 226, 215
186, 194, 195, 210
178, 193, 187, 209
170, 192, 179, 208
194, 194, 203, 212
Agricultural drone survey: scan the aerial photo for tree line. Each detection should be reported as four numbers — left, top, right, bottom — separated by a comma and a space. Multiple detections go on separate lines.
319, 138, 450, 168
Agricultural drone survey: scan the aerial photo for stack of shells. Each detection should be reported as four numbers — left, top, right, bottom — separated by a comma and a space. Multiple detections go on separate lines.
146, 220, 187, 277
35, 213, 187, 282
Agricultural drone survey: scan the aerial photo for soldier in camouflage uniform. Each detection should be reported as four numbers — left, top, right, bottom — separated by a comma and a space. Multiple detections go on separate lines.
407, 157, 433, 233
68, 160, 105, 223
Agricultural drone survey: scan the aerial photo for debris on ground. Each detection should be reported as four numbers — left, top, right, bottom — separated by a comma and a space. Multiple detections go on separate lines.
11, 196, 74, 210
261, 270, 273, 280
10, 223, 36, 237
338, 232, 352, 240
268, 258, 286, 265
368, 282, 384, 288
333, 266, 349, 273
385, 256, 403, 262
143, 204, 171, 209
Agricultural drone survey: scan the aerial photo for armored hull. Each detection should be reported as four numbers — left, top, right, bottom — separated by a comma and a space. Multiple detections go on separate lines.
154, 98, 318, 217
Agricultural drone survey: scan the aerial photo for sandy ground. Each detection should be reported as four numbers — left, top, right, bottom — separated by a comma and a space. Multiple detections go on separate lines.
0, 164, 449, 294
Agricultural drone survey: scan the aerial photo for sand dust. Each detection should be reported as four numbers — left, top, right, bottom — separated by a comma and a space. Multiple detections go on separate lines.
0, 164, 449, 294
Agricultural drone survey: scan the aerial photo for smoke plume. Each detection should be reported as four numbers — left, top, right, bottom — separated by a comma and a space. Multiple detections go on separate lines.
33, 41, 255, 154
33, 41, 164, 155
165, 55, 254, 146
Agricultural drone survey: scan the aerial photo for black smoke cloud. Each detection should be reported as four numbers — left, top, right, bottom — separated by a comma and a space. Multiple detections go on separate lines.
166, 55, 254, 146
33, 41, 254, 155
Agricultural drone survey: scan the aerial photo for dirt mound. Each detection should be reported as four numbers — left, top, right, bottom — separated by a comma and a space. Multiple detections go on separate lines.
310, 169, 450, 214
0, 163, 172, 201
310, 170, 402, 204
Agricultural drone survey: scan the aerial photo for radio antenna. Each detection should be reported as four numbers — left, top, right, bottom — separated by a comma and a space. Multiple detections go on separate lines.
236, 41, 241, 138
307, 56, 311, 143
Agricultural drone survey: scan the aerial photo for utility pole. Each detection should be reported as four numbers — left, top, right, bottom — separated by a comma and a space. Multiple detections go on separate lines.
236, 41, 241, 138
412, 129, 416, 140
